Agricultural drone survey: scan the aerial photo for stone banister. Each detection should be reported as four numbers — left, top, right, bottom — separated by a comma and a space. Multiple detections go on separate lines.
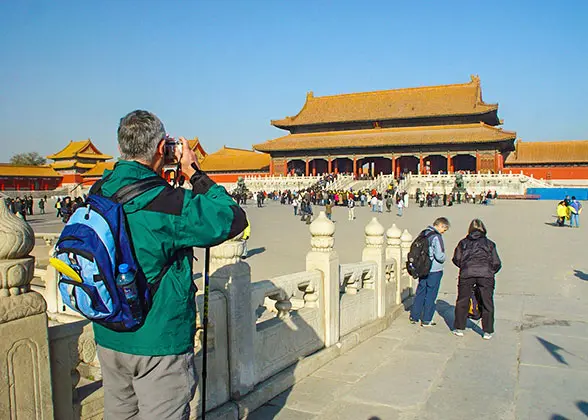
0, 198, 54, 419
208, 232, 256, 399
386, 223, 402, 304
306, 211, 339, 347
362, 217, 386, 318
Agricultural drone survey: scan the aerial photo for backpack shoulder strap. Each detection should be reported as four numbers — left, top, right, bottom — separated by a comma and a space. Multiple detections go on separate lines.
111, 176, 170, 205
89, 172, 114, 196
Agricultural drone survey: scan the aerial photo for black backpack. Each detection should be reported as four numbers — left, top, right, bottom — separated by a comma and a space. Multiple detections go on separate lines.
406, 229, 438, 279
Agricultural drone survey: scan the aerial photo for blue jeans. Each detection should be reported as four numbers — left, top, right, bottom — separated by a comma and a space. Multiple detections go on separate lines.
410, 270, 443, 323
571, 213, 580, 227
372, 204, 377, 212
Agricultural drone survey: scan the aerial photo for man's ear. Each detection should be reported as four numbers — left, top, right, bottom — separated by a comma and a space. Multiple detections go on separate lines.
156, 139, 165, 156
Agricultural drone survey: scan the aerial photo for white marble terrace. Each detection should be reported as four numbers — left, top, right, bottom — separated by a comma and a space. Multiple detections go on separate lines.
0, 197, 415, 420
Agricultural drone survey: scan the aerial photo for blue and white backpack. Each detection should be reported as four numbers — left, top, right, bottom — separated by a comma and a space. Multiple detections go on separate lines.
53, 175, 171, 331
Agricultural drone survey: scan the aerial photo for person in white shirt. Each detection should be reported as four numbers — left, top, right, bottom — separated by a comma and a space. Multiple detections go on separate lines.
397, 197, 405, 216
370, 195, 378, 212
348, 197, 355, 220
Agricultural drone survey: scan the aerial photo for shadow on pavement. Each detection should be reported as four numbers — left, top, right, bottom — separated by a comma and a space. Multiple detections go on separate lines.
573, 270, 588, 281
246, 247, 266, 258
577, 400, 588, 416
536, 336, 568, 365
436, 300, 484, 336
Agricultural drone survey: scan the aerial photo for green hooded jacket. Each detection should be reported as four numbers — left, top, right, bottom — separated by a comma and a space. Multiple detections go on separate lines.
93, 160, 246, 356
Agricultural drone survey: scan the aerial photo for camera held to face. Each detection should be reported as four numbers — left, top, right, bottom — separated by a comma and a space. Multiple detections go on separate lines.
163, 136, 183, 165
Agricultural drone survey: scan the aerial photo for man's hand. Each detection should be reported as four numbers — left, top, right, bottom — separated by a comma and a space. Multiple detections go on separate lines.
178, 137, 200, 179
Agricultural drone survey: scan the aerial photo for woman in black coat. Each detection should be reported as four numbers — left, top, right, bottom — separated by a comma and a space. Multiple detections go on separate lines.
452, 219, 501, 340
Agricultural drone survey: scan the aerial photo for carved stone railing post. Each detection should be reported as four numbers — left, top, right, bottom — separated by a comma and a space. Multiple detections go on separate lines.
209, 232, 256, 399
385, 224, 402, 304
0, 199, 54, 419
306, 211, 339, 347
362, 217, 386, 318
400, 229, 414, 298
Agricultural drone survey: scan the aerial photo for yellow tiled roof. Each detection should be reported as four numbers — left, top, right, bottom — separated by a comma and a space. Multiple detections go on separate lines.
187, 138, 207, 162
254, 123, 516, 152
505, 140, 588, 164
81, 161, 116, 178
47, 139, 113, 160
200, 147, 270, 172
0, 164, 61, 177
51, 161, 96, 170
272, 75, 498, 128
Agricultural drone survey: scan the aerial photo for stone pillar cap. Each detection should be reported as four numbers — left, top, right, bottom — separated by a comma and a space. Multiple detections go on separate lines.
309, 211, 335, 237
400, 229, 413, 242
365, 217, 385, 237
0, 198, 34, 259
386, 223, 402, 238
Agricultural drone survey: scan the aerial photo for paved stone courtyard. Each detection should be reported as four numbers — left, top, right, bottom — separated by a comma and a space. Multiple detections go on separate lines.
30, 198, 588, 419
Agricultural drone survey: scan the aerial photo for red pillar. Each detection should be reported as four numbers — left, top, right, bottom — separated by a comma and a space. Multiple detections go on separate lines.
312, 160, 316, 176
334, 159, 339, 174
391, 156, 396, 177
353, 157, 357, 176
419, 154, 424, 174
328, 158, 332, 173
475, 152, 480, 173
498, 153, 504, 172
305, 159, 309, 176
447, 154, 452, 174
269, 158, 274, 175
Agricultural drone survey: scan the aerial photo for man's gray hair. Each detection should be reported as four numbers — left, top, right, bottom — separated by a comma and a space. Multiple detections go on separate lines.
118, 110, 165, 161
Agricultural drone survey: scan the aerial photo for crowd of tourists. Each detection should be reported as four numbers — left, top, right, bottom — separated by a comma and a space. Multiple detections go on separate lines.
4, 195, 46, 220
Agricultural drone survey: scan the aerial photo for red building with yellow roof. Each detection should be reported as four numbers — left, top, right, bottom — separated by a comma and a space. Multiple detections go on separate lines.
0, 164, 62, 191
200, 146, 270, 183
255, 75, 517, 177
505, 140, 588, 180
47, 139, 112, 185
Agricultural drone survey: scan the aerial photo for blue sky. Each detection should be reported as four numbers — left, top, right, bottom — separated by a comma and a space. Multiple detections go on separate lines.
1, 0, 587, 161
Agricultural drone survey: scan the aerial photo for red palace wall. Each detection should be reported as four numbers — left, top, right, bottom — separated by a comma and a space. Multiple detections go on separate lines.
505, 166, 588, 180
0, 177, 62, 191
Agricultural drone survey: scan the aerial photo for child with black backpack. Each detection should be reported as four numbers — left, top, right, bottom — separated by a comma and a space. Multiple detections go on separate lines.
408, 217, 450, 327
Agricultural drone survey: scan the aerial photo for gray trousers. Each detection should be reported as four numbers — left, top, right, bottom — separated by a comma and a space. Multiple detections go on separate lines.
97, 345, 198, 420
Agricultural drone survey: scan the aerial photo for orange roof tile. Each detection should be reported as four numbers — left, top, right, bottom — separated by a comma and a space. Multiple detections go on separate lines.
0, 164, 61, 178
51, 161, 97, 170
254, 123, 516, 152
81, 161, 116, 178
187, 138, 207, 162
505, 140, 588, 164
272, 75, 498, 128
200, 147, 270, 172
47, 139, 112, 160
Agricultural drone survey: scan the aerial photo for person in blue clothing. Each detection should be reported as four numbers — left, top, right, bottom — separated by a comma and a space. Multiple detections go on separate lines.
569, 196, 582, 228
409, 217, 450, 327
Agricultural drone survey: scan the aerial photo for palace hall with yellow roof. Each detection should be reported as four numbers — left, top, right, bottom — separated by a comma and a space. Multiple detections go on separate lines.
1, 75, 587, 192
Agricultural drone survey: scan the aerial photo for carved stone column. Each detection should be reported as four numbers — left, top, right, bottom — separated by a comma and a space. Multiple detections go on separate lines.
400, 229, 414, 299
362, 218, 386, 318
306, 211, 339, 347
0, 199, 54, 419
208, 232, 256, 399
385, 224, 402, 304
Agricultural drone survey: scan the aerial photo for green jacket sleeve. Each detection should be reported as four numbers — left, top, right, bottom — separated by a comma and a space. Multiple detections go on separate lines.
174, 173, 247, 249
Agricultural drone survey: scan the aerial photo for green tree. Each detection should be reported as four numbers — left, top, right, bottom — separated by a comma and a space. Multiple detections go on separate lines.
10, 152, 47, 166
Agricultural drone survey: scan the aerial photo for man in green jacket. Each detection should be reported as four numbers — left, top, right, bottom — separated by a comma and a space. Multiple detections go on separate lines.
95, 110, 247, 420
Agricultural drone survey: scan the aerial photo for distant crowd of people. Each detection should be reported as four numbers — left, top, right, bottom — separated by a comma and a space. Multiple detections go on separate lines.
5, 196, 45, 220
